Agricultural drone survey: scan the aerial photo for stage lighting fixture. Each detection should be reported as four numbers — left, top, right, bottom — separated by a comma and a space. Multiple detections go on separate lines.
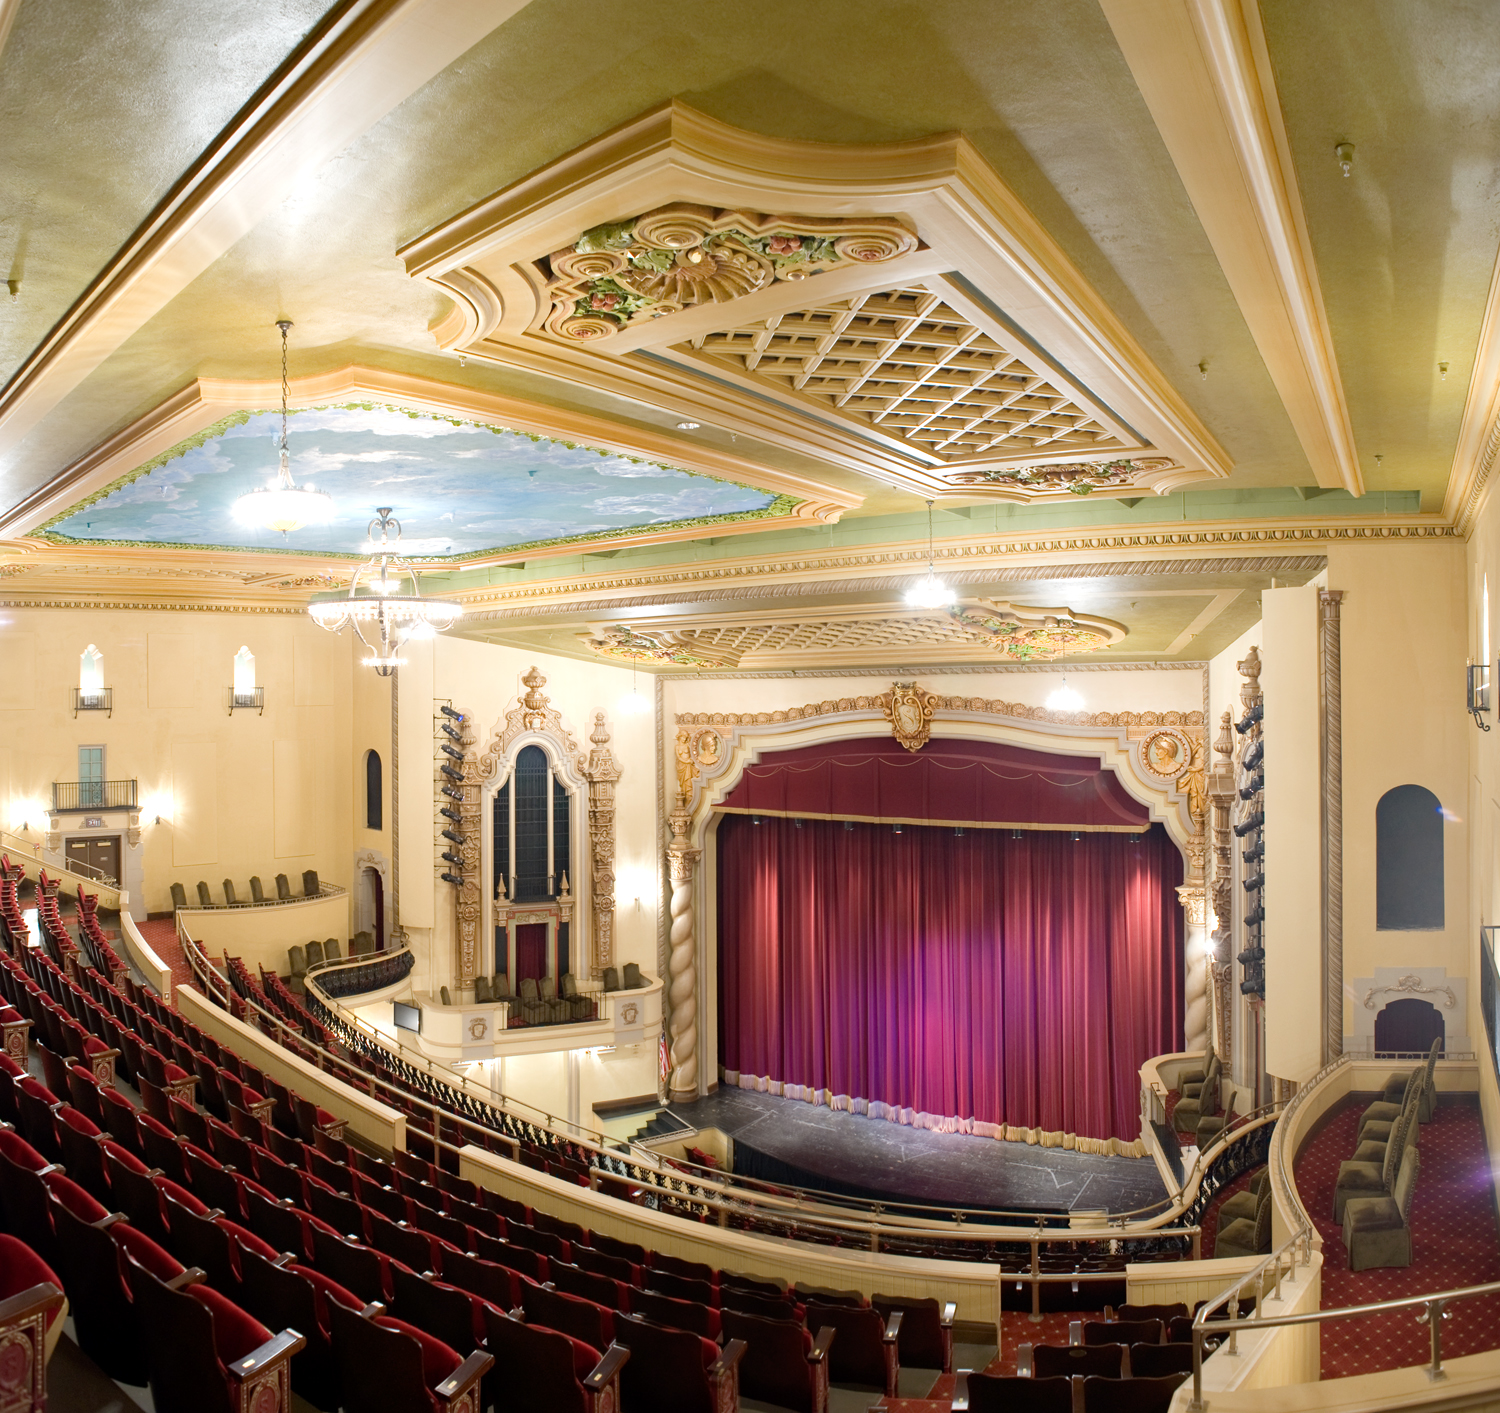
440, 722, 464, 742
441, 827, 466, 845
441, 871, 463, 886
1011, 829, 1023, 840
751, 815, 762, 826
954, 826, 965, 836
793, 818, 804, 829
440, 763, 463, 783
440, 704, 464, 721
440, 743, 464, 762
892, 823, 903, 834
1069, 831, 1081, 842
440, 785, 463, 802
1130, 832, 1141, 844
441, 850, 462, 865
439, 807, 462, 823
843, 820, 855, 831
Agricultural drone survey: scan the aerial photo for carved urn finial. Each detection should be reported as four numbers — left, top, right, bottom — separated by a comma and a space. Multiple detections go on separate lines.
590, 711, 612, 746
1214, 708, 1234, 765
1237, 644, 1262, 712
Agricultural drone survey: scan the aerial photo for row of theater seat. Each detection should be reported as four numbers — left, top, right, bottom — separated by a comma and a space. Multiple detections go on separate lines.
0, 873, 967, 1413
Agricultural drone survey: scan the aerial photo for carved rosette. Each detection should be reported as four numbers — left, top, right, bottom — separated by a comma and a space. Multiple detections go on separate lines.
665, 797, 701, 1100
542, 204, 919, 343
585, 713, 621, 974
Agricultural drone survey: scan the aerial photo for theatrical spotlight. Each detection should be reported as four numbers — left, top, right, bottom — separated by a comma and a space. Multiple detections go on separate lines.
441, 827, 466, 845
440, 704, 464, 721
440, 763, 463, 783
440, 721, 464, 742
441, 871, 463, 886
439, 806, 462, 823
441, 851, 462, 866
440, 785, 463, 802
440, 743, 464, 762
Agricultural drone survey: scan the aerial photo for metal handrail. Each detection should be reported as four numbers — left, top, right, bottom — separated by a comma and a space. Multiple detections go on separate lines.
0, 831, 118, 887
1190, 1276, 1500, 1408
175, 881, 348, 912
187, 919, 1203, 1251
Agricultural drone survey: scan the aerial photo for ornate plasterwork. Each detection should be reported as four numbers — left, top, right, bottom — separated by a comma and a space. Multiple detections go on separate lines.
884, 681, 939, 752
578, 601, 1124, 671
1362, 975, 1457, 1011
677, 697, 1204, 734
677, 284, 1136, 472
541, 204, 918, 343
947, 457, 1185, 498
401, 102, 1229, 498
470, 668, 620, 978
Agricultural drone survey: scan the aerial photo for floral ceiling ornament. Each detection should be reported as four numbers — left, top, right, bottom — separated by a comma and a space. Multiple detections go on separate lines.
542, 203, 920, 343
946, 604, 1120, 661
945, 457, 1184, 497
575, 626, 723, 669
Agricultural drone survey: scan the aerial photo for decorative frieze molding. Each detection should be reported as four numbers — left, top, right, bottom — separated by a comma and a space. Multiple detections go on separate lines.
1347, 967, 1471, 1055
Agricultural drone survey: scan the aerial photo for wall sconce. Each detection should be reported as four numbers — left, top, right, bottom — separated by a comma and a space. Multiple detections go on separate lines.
1468, 661, 1492, 731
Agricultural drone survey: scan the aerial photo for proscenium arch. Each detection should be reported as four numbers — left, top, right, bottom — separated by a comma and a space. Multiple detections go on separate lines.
679, 709, 1198, 1099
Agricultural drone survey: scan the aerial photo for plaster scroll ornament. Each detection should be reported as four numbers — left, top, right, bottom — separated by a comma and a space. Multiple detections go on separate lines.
542, 204, 920, 343
1362, 975, 1458, 1010
945, 457, 1184, 498
884, 681, 939, 753
585, 712, 621, 974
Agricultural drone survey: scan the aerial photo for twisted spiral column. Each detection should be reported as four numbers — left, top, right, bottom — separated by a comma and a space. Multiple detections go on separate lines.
666, 844, 700, 1101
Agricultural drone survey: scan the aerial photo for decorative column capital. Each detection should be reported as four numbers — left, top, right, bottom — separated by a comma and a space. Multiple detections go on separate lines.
1175, 883, 1209, 927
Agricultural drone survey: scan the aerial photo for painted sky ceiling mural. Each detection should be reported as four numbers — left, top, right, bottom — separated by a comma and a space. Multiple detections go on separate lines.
42, 405, 789, 560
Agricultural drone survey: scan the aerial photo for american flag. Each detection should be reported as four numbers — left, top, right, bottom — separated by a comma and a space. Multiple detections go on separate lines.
659, 1030, 670, 1085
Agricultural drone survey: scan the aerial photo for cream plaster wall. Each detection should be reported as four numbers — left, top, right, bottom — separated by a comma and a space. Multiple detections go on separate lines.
0, 606, 354, 917
1328, 543, 1470, 1050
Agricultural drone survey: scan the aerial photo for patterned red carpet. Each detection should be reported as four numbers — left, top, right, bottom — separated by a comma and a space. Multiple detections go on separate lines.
135, 916, 192, 997
1293, 1098, 1500, 1378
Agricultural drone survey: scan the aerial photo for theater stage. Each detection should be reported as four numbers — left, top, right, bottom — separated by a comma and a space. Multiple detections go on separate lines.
670, 1086, 1167, 1216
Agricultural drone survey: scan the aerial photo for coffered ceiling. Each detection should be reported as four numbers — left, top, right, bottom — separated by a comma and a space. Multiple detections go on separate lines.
0, 0, 1494, 668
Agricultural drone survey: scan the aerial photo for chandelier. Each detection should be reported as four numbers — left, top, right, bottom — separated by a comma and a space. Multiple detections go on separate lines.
233, 320, 332, 535
905, 498, 955, 608
307, 508, 462, 675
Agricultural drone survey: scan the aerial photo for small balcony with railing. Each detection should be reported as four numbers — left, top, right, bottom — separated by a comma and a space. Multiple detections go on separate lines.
72, 686, 113, 717
52, 779, 139, 813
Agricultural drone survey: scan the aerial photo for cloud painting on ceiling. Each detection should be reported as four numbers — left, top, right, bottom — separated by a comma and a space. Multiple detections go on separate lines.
42, 405, 790, 559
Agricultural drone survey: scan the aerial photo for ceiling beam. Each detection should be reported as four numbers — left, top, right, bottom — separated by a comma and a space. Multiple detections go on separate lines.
1100, 0, 1362, 495
0, 0, 529, 467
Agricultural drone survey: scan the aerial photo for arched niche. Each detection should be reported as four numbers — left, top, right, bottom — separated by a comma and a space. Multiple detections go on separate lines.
1373, 997, 1445, 1056
1376, 784, 1444, 931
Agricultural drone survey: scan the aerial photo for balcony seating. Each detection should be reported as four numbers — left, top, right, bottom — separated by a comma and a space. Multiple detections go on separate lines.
483, 1306, 629, 1413
623, 962, 645, 989
125, 1248, 306, 1413
391, 1265, 489, 1358
633, 1285, 721, 1339
1343, 1146, 1421, 1271
721, 1306, 834, 1413
328, 1297, 491, 1413
1128, 1342, 1195, 1377
221, 879, 237, 906
1365, 1036, 1442, 1131
961, 1372, 1074, 1412
1357, 1067, 1423, 1148
873, 1293, 956, 1370
615, 1311, 746, 1413
1084, 1318, 1162, 1347
1173, 1052, 1219, 1130
1021, 1343, 1125, 1379
276, 873, 291, 901
1214, 1181, 1272, 1259
1333, 1091, 1419, 1221
796, 1282, 865, 1307
170, 882, 188, 911
306, 940, 325, 970
1081, 1373, 1190, 1411
1196, 1089, 1239, 1147
195, 881, 213, 907
249, 876, 264, 903
1218, 1169, 1268, 1228
0, 1232, 66, 1373
524, 1278, 618, 1349
805, 1301, 902, 1394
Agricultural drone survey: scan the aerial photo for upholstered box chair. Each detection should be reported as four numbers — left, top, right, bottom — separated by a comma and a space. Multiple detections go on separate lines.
195, 880, 213, 907
1218, 1168, 1269, 1227
1333, 1088, 1419, 1221
1357, 1067, 1421, 1144
1196, 1089, 1239, 1148
474, 975, 492, 1003
1367, 1036, 1442, 1129
1215, 1182, 1272, 1259
1173, 1051, 1220, 1131
169, 882, 188, 911
275, 873, 291, 900
1344, 1146, 1421, 1271
302, 869, 320, 896
248, 875, 265, 903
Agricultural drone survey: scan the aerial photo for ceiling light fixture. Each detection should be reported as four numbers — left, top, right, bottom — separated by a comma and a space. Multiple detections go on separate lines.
620, 652, 652, 714
1047, 677, 1084, 712
233, 320, 332, 535
307, 508, 462, 676
905, 499, 954, 609
676, 420, 701, 430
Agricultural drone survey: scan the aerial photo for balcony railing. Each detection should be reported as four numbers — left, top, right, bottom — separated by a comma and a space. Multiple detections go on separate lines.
52, 779, 138, 812
73, 687, 112, 717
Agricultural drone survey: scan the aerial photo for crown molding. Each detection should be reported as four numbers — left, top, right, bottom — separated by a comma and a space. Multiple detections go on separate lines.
0, 363, 858, 541
1100, 0, 1361, 494
403, 101, 1232, 497
0, 0, 529, 467
1446, 245, 1500, 534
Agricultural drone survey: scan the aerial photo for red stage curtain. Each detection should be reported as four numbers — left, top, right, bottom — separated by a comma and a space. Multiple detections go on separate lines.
515, 924, 547, 982
716, 814, 1183, 1143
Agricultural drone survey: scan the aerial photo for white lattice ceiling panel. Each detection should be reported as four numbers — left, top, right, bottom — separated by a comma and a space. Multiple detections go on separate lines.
677, 285, 1130, 463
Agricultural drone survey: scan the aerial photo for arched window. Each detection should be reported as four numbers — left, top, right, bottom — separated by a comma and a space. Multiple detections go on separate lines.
1376, 784, 1444, 930
493, 744, 570, 902
365, 750, 383, 830
233, 646, 256, 696
79, 645, 104, 698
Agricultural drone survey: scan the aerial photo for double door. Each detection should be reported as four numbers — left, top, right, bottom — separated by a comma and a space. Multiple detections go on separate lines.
65, 835, 121, 884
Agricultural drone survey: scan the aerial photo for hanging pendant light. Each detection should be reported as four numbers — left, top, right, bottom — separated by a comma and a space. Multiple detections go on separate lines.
233, 320, 332, 535
307, 508, 462, 675
905, 498, 955, 609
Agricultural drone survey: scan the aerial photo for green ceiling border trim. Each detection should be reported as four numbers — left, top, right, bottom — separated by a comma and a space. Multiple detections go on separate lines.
34, 402, 803, 562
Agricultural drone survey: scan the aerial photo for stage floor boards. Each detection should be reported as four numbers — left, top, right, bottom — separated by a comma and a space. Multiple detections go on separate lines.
671, 1087, 1167, 1216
